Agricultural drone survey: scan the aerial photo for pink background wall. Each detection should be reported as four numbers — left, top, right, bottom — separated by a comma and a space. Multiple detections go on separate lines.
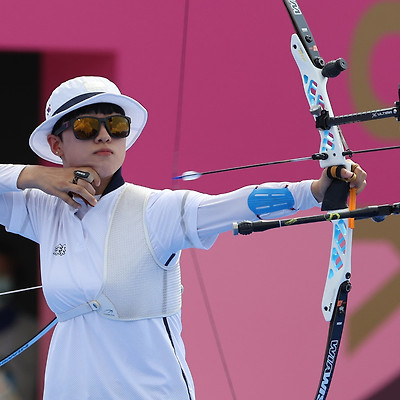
1, 0, 400, 398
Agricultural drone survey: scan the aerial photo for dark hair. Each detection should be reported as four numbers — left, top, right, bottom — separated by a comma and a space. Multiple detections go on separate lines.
52, 103, 125, 138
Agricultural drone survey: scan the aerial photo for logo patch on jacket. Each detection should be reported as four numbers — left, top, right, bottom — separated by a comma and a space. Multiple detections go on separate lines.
53, 244, 67, 256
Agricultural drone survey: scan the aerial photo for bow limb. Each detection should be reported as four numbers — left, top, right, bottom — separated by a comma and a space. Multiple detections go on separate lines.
0, 318, 58, 367
0, 285, 52, 368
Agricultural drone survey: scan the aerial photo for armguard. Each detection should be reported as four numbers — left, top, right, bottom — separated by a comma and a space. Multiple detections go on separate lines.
247, 186, 295, 218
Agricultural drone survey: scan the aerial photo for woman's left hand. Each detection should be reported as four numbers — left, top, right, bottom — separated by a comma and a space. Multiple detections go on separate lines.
311, 161, 367, 203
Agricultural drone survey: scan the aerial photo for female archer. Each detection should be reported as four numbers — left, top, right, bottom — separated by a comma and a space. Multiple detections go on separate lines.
0, 76, 366, 399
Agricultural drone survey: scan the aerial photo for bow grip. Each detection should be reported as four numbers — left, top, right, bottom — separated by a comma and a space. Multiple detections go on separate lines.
321, 179, 350, 211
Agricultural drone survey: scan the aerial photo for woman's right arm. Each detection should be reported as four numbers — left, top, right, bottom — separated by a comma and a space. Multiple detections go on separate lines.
0, 164, 37, 241
0, 164, 26, 194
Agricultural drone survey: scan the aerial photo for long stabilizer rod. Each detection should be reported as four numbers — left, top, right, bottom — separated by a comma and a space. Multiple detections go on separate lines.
233, 202, 400, 235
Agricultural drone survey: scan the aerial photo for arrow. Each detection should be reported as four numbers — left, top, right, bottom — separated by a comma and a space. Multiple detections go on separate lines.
173, 145, 400, 181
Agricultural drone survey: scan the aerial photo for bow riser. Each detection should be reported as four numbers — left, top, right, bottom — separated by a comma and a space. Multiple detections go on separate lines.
290, 33, 352, 322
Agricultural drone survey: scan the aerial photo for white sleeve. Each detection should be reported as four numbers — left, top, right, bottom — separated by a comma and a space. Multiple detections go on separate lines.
197, 180, 320, 239
145, 189, 214, 266
0, 164, 26, 192
145, 181, 319, 265
0, 164, 39, 242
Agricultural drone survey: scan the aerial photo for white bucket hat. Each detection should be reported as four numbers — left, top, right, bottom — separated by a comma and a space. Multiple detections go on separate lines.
29, 76, 148, 164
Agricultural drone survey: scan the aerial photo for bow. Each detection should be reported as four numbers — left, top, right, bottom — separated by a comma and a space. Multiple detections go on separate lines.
173, 2, 398, 398
283, 1, 354, 398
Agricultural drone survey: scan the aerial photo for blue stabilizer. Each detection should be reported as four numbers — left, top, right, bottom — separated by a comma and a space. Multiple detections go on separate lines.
247, 186, 295, 217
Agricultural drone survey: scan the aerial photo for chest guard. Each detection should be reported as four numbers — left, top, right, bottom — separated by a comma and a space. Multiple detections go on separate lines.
57, 184, 182, 322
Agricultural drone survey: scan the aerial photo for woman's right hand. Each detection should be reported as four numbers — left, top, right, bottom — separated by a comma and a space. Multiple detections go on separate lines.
17, 165, 101, 208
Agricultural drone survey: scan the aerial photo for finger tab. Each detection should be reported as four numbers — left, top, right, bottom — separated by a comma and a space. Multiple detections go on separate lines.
73, 170, 95, 184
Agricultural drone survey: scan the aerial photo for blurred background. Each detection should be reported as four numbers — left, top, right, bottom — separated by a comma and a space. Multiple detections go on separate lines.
0, 0, 399, 398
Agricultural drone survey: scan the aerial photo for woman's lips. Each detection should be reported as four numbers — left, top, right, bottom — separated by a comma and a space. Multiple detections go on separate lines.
94, 148, 113, 156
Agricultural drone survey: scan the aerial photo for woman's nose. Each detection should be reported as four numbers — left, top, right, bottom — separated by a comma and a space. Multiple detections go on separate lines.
94, 123, 111, 142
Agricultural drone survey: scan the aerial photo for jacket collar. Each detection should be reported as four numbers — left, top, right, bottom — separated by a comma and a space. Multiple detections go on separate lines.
102, 167, 125, 197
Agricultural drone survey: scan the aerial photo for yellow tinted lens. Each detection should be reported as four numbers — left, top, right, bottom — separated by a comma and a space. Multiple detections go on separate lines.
106, 116, 130, 137
73, 118, 99, 139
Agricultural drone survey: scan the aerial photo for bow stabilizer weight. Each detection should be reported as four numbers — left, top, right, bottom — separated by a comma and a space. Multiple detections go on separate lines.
232, 202, 400, 235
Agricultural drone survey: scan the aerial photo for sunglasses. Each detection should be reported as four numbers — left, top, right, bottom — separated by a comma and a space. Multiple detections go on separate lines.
53, 115, 131, 140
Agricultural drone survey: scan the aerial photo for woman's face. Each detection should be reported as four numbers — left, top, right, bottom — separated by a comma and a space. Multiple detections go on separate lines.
48, 113, 127, 182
